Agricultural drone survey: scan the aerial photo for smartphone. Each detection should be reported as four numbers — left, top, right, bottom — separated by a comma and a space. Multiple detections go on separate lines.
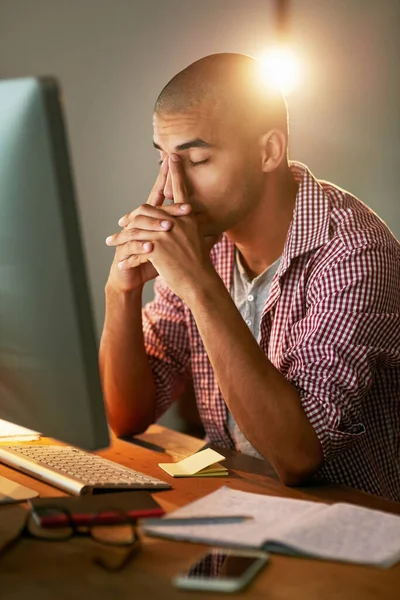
172, 548, 268, 592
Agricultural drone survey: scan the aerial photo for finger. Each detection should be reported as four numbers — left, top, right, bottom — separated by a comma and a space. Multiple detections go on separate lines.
107, 227, 167, 247
117, 252, 150, 270
107, 205, 195, 246
117, 159, 168, 227
147, 157, 169, 207
125, 214, 173, 233
106, 218, 173, 246
154, 202, 192, 217
118, 196, 191, 229
112, 206, 197, 250
116, 240, 154, 261
169, 154, 187, 204
127, 204, 191, 227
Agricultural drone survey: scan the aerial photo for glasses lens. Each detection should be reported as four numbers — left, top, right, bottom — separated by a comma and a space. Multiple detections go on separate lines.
27, 510, 73, 540
92, 523, 136, 545
90, 511, 137, 546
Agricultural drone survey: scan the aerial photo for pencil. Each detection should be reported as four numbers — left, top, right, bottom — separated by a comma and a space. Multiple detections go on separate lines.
140, 515, 252, 526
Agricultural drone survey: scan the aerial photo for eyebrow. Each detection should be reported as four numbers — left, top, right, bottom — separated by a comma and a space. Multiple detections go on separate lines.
153, 138, 213, 152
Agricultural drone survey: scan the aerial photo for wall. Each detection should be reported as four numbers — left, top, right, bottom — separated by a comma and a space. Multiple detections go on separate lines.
1, 0, 398, 429
0, 0, 276, 329
289, 0, 400, 235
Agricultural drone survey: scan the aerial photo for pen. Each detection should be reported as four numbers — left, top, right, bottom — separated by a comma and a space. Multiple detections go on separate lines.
140, 515, 252, 526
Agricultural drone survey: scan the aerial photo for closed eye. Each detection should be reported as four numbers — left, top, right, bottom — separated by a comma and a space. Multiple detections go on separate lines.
189, 159, 209, 167
157, 158, 210, 167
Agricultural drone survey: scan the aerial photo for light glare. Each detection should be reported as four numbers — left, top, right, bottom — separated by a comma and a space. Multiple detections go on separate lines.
258, 48, 300, 96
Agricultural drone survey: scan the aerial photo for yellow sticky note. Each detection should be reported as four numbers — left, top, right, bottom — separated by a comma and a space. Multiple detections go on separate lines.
158, 448, 227, 478
186, 464, 228, 477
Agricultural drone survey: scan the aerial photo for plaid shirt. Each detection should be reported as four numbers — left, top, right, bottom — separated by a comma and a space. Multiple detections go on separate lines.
142, 162, 400, 501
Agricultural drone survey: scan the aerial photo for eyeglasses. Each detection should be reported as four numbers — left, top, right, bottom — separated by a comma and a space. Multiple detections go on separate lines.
0, 506, 141, 572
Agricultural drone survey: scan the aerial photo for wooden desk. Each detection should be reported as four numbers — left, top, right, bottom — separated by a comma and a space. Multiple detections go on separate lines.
0, 425, 399, 600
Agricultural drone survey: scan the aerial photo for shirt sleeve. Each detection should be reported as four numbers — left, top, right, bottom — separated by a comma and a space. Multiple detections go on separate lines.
283, 243, 400, 461
142, 276, 191, 420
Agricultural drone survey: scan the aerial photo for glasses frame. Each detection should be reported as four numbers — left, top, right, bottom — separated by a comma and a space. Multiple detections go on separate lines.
0, 506, 142, 573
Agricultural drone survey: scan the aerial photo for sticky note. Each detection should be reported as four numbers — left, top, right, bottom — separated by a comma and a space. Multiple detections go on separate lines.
158, 448, 228, 478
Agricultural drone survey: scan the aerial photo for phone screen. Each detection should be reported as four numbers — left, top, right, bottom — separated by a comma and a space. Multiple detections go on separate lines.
180, 550, 262, 581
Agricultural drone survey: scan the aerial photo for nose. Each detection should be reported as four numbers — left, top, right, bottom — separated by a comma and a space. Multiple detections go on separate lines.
163, 170, 174, 201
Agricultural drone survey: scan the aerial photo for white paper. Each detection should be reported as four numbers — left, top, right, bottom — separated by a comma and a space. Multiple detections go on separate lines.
143, 486, 322, 548
0, 418, 40, 442
275, 502, 400, 567
143, 486, 400, 567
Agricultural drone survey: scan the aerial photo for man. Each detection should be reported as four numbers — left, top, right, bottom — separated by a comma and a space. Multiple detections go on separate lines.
100, 53, 400, 500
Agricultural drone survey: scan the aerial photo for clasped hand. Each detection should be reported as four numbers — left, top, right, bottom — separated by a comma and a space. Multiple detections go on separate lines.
106, 155, 219, 301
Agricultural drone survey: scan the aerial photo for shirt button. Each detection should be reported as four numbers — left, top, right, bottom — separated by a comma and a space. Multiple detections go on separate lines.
245, 319, 252, 326
247, 294, 254, 302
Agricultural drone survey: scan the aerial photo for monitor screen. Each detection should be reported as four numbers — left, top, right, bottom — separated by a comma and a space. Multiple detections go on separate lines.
0, 77, 109, 450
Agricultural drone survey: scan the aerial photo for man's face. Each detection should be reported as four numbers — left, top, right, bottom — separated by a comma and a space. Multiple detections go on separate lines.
152, 104, 264, 236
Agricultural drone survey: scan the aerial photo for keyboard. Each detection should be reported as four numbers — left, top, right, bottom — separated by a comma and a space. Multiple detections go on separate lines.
0, 444, 171, 495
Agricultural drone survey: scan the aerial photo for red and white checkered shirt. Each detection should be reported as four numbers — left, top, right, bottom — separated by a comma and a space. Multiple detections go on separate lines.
142, 162, 400, 501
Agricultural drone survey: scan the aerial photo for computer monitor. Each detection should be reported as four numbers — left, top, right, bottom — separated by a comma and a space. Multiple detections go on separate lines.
0, 76, 110, 451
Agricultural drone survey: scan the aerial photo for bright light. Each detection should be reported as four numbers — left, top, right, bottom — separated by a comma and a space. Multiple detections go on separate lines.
258, 47, 300, 96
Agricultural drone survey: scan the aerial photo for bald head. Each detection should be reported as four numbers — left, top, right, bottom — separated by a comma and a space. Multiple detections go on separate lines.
154, 53, 288, 139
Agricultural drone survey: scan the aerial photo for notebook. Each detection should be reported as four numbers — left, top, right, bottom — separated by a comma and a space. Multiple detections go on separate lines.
142, 486, 400, 568
0, 476, 39, 504
0, 419, 40, 442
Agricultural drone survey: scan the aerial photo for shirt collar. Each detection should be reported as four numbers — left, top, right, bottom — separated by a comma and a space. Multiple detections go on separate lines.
213, 161, 331, 289
282, 161, 331, 269
235, 247, 282, 287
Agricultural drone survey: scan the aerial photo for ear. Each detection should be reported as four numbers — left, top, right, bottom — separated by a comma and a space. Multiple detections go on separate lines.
259, 130, 287, 173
